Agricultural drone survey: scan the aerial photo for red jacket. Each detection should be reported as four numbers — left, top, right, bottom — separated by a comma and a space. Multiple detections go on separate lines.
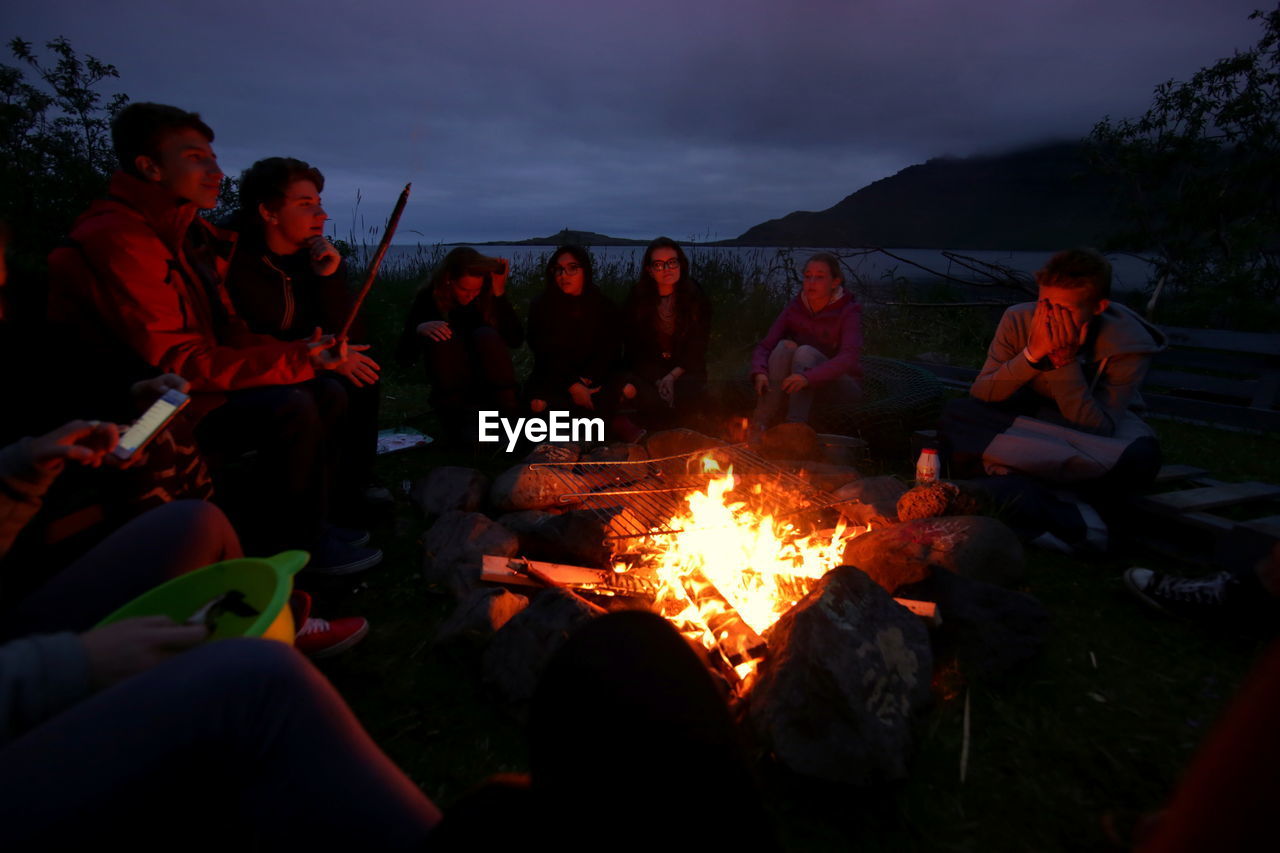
48, 172, 317, 393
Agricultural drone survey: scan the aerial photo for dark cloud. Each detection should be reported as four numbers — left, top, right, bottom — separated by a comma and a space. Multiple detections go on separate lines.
5, 0, 1267, 241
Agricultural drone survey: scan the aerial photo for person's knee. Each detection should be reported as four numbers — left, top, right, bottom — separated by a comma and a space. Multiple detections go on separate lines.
768, 339, 797, 370
163, 499, 241, 557
792, 345, 826, 371
187, 637, 314, 695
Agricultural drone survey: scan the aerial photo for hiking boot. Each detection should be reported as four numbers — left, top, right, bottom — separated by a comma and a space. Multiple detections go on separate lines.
1123, 567, 1237, 619
307, 532, 383, 575
296, 614, 370, 658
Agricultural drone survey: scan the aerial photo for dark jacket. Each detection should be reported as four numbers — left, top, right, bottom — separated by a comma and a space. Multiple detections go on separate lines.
526, 283, 620, 400
397, 284, 523, 364
621, 277, 711, 381
223, 234, 364, 342
46, 172, 316, 394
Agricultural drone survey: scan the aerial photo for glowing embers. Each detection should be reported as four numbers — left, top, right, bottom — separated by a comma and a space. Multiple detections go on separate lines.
617, 455, 860, 681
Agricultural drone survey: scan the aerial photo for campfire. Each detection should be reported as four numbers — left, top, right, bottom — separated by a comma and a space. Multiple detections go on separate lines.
617, 455, 858, 680
495, 446, 890, 685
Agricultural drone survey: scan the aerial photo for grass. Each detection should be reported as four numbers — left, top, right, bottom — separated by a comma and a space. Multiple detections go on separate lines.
314, 247, 1277, 851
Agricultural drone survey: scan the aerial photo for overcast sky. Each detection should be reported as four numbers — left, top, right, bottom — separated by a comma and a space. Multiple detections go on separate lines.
3, 0, 1269, 242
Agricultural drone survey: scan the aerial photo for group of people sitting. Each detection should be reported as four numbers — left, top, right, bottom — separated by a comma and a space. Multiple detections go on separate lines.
1, 97, 1269, 846
394, 240, 864, 446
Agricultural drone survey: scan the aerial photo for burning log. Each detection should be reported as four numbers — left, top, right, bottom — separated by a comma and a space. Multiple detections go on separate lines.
665, 564, 768, 670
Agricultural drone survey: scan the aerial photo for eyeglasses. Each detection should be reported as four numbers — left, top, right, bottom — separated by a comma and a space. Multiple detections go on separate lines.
649, 259, 680, 271
553, 263, 582, 276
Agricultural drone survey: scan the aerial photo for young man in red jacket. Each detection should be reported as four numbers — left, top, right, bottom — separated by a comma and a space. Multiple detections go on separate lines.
48, 103, 381, 576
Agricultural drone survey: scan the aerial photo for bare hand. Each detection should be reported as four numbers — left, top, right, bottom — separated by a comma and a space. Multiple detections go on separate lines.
1026, 300, 1055, 362
81, 616, 208, 690
334, 350, 381, 387
417, 320, 452, 342
568, 381, 600, 410
1046, 305, 1084, 368
306, 235, 342, 277
753, 373, 769, 396
307, 327, 372, 371
29, 420, 120, 472
781, 373, 809, 394
656, 374, 677, 406
130, 373, 188, 410
491, 258, 509, 297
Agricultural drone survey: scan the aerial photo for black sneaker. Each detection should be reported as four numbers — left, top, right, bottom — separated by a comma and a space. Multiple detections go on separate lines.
307, 533, 383, 576
1123, 567, 1236, 619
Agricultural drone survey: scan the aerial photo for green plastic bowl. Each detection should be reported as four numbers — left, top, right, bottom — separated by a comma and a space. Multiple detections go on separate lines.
95, 550, 310, 644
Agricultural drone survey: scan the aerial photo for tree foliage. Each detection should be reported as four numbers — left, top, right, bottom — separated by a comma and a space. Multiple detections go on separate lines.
1088, 8, 1280, 328
0, 36, 128, 272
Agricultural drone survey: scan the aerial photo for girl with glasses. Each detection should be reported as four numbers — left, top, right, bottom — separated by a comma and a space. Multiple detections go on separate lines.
526, 245, 621, 421
615, 237, 712, 440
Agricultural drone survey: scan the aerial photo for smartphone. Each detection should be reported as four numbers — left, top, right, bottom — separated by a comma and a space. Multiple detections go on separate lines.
111, 389, 190, 461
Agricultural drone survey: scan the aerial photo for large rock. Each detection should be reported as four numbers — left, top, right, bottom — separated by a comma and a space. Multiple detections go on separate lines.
524, 510, 612, 568
772, 460, 862, 493
411, 466, 489, 516
841, 515, 1026, 592
495, 510, 558, 536
422, 511, 519, 597
582, 442, 649, 463
749, 566, 933, 785
483, 588, 598, 708
645, 428, 724, 459
896, 570, 1051, 680
435, 587, 529, 645
760, 422, 820, 461
831, 476, 907, 530
524, 443, 581, 464
490, 464, 586, 512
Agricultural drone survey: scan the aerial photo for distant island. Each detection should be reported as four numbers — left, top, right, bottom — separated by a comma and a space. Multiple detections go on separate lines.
475, 142, 1121, 251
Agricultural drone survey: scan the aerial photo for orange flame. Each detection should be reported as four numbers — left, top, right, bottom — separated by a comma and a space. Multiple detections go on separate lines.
618, 456, 861, 680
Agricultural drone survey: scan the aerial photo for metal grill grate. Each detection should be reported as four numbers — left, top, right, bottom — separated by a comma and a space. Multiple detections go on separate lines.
529, 445, 842, 541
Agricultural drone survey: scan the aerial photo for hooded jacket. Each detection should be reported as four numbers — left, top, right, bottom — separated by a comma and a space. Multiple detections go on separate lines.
47, 172, 317, 395
750, 290, 863, 385
970, 300, 1168, 438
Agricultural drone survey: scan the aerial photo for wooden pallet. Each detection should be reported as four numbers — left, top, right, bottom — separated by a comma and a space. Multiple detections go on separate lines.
1131, 466, 1280, 567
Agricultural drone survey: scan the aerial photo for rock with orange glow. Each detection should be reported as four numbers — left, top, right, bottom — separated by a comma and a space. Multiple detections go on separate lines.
644, 428, 724, 459
776, 460, 862, 492
841, 516, 1025, 592
436, 587, 529, 645
581, 442, 649, 463
483, 588, 598, 709
523, 443, 581, 464
422, 510, 519, 597
831, 475, 907, 529
749, 565, 932, 785
895, 481, 980, 522
759, 422, 820, 460
490, 464, 587, 512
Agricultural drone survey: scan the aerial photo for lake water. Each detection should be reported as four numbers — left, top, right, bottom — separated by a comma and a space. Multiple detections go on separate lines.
373, 244, 1155, 296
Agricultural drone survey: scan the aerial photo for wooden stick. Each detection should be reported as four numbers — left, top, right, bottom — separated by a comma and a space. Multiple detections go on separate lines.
960, 688, 971, 784
513, 557, 609, 616
338, 182, 411, 340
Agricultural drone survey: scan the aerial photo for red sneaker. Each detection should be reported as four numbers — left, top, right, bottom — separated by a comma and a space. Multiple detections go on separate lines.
289, 590, 370, 658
